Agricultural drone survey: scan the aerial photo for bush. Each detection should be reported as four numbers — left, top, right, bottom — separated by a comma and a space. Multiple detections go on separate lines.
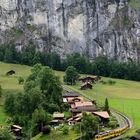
136, 129, 140, 134
108, 80, 116, 85
62, 126, 69, 135
18, 77, 24, 85
73, 123, 80, 133
42, 125, 51, 134
108, 121, 118, 129
100, 80, 107, 85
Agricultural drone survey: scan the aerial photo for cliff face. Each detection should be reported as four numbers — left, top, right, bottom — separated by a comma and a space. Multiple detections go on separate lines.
0, 0, 140, 62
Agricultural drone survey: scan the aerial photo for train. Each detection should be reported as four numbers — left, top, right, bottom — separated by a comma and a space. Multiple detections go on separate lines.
94, 113, 130, 140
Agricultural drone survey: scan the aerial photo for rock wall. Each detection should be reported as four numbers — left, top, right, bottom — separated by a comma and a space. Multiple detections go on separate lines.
0, 0, 140, 62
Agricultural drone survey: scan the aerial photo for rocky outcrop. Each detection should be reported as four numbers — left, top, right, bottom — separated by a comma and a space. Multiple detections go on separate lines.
0, 0, 140, 62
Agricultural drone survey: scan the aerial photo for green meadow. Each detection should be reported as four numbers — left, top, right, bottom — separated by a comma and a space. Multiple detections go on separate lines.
0, 62, 140, 138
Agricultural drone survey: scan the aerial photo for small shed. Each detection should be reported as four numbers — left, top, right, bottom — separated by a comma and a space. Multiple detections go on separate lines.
80, 82, 92, 90
11, 125, 22, 137
53, 112, 64, 121
6, 70, 16, 76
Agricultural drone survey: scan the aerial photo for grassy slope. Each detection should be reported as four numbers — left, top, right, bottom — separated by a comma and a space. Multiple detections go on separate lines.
0, 62, 31, 91
0, 62, 31, 125
32, 130, 80, 140
56, 72, 140, 135
0, 62, 140, 138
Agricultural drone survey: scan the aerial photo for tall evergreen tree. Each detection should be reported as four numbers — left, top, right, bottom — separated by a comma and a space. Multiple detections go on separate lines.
104, 98, 110, 114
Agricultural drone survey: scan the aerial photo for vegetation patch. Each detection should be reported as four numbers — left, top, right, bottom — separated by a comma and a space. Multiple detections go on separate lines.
129, 0, 140, 9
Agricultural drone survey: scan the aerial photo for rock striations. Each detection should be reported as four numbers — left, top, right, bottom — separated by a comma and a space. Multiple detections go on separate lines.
0, 0, 140, 62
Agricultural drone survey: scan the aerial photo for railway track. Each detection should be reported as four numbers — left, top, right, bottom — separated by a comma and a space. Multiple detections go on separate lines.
62, 85, 132, 140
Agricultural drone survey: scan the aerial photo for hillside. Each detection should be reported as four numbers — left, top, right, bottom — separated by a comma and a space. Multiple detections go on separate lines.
0, 62, 140, 137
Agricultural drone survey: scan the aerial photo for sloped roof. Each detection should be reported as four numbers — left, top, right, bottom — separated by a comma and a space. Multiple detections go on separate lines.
93, 111, 110, 119
53, 113, 64, 118
71, 106, 97, 113
62, 92, 80, 97
79, 76, 96, 80
75, 101, 93, 108
67, 97, 83, 103
12, 125, 22, 130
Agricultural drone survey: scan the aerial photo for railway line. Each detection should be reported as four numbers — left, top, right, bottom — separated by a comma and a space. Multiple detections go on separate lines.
62, 85, 132, 140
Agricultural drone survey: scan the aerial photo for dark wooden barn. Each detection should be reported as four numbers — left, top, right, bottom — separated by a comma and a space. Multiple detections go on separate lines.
80, 82, 93, 90
6, 70, 16, 76
79, 76, 101, 83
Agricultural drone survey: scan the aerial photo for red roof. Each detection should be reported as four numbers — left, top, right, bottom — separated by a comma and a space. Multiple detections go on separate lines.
93, 111, 110, 119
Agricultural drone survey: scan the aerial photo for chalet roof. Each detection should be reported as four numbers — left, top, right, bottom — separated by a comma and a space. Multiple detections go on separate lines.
12, 125, 22, 130
79, 76, 96, 80
93, 111, 110, 119
81, 82, 92, 87
53, 113, 64, 118
51, 120, 59, 123
75, 117, 81, 121
67, 97, 83, 103
62, 92, 80, 97
71, 106, 97, 113
75, 101, 93, 108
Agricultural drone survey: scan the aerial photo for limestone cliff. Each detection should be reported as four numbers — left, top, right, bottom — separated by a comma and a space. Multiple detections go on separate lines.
0, 0, 140, 62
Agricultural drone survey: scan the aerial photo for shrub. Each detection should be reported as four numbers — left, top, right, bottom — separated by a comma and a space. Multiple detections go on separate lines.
136, 129, 140, 134
108, 121, 118, 129
18, 77, 24, 85
62, 126, 69, 135
100, 80, 107, 85
42, 125, 51, 134
108, 80, 116, 85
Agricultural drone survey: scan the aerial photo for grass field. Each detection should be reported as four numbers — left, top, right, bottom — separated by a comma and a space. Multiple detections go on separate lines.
0, 62, 31, 91
32, 129, 80, 140
0, 62, 140, 138
64, 78, 140, 135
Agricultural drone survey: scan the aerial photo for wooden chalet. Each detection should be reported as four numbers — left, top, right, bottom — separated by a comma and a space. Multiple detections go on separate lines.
71, 101, 97, 115
62, 92, 81, 103
51, 112, 64, 125
67, 97, 83, 104
71, 106, 97, 115
67, 113, 82, 124
80, 82, 92, 90
92, 111, 110, 123
71, 101, 93, 109
11, 125, 22, 139
53, 112, 64, 120
79, 76, 101, 83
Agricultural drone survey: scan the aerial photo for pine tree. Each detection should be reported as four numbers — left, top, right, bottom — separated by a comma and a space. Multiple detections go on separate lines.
104, 98, 110, 114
